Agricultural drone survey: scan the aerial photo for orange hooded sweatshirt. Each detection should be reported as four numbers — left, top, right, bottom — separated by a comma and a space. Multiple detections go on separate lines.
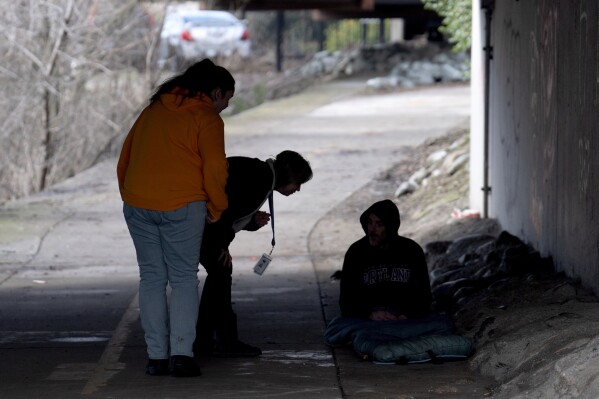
117, 93, 228, 220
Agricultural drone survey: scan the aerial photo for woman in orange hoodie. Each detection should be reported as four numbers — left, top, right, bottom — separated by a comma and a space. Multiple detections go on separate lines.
117, 59, 232, 377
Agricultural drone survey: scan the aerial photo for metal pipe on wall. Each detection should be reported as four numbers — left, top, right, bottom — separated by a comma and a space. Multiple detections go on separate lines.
482, 0, 495, 218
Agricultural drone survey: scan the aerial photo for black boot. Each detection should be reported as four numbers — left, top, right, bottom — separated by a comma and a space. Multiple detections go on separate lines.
213, 313, 262, 358
170, 355, 202, 377
213, 340, 262, 357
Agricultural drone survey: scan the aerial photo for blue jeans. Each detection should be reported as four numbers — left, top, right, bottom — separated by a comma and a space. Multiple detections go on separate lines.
123, 201, 206, 359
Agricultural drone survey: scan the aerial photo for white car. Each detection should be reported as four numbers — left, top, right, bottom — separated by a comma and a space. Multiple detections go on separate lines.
158, 9, 250, 69
178, 10, 250, 61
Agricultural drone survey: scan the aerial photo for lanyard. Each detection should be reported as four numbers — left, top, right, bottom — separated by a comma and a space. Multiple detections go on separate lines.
268, 192, 275, 255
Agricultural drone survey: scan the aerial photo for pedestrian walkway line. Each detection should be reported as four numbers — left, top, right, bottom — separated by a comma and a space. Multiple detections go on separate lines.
81, 292, 139, 395
0, 330, 112, 344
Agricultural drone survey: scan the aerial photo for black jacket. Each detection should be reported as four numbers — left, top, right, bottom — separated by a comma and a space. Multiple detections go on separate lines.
201, 156, 274, 264
339, 200, 432, 318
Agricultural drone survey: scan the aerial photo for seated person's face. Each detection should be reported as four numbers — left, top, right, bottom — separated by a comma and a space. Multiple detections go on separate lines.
367, 213, 387, 248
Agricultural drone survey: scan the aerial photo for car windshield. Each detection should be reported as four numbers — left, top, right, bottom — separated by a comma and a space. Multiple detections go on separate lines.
183, 15, 236, 27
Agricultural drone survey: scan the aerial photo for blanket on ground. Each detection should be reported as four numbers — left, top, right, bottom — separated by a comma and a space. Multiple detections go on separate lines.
324, 314, 474, 364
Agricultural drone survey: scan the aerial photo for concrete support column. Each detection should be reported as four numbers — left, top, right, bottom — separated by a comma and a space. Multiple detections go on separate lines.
390, 18, 405, 42
276, 11, 285, 72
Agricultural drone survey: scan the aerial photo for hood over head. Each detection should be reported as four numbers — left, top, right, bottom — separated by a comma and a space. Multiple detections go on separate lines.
359, 199, 401, 235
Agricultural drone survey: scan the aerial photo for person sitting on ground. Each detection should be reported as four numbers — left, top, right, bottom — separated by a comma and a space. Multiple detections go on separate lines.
338, 199, 432, 321
325, 200, 473, 364
195, 150, 313, 357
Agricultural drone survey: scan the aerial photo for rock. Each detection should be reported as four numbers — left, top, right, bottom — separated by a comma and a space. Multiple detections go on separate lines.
447, 154, 469, 175
366, 76, 399, 89
440, 63, 465, 80
394, 181, 417, 197
408, 168, 429, 186
427, 150, 448, 164
449, 135, 469, 150
404, 61, 440, 85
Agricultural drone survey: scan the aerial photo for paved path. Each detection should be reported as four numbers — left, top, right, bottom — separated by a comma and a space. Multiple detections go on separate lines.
0, 79, 492, 398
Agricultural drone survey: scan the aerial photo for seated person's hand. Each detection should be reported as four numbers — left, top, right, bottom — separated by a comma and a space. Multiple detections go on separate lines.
370, 310, 407, 321
254, 211, 271, 228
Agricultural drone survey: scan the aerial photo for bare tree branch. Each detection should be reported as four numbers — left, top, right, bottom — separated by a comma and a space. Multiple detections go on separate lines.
1, 31, 46, 70
0, 0, 156, 202
44, 0, 74, 77
40, 0, 75, 190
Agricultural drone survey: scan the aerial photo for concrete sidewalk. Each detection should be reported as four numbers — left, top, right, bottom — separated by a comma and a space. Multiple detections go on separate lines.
0, 79, 493, 398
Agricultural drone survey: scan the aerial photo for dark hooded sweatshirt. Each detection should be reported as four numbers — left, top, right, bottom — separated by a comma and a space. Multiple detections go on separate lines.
339, 200, 432, 319
200, 156, 274, 266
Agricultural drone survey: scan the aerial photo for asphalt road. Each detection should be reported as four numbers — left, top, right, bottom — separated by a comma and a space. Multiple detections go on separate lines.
0, 79, 491, 398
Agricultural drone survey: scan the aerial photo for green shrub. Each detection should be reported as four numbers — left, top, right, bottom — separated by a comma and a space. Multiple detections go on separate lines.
422, 0, 472, 52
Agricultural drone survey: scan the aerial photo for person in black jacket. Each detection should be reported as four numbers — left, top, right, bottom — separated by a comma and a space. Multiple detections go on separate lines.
339, 199, 432, 321
194, 150, 312, 357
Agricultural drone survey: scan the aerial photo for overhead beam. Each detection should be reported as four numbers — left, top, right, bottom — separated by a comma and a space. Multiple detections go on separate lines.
208, 1, 437, 20
212, 0, 368, 11
316, 5, 438, 20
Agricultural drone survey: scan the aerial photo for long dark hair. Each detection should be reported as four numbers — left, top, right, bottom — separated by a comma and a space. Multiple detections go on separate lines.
274, 151, 313, 188
150, 58, 235, 104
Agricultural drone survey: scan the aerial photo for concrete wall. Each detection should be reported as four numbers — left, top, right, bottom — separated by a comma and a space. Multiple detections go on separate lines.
483, 1, 599, 291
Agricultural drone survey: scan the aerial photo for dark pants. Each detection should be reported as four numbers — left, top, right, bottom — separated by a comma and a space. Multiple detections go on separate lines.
195, 226, 238, 350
